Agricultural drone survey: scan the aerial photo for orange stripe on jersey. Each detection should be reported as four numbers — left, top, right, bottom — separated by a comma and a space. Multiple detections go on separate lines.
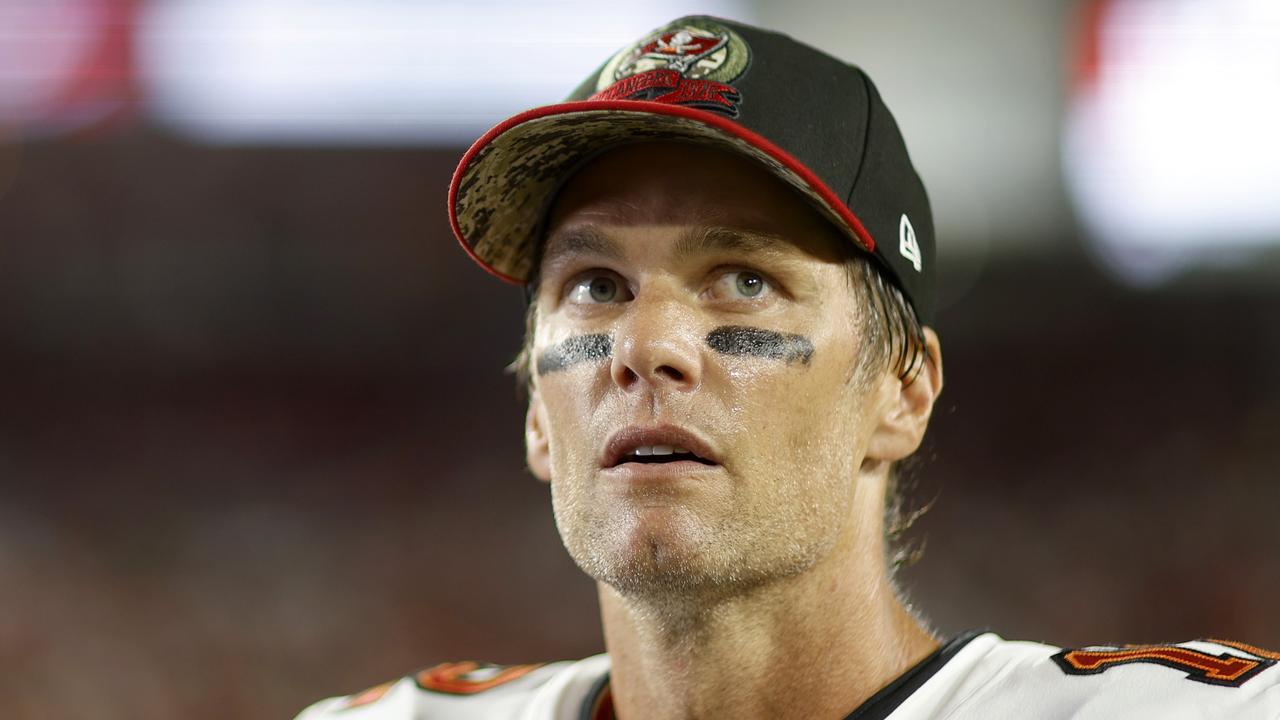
415, 661, 543, 695
1209, 638, 1280, 662
342, 680, 396, 709
1058, 646, 1264, 684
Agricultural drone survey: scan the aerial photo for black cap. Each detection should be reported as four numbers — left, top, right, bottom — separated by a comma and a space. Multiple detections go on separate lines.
448, 15, 936, 323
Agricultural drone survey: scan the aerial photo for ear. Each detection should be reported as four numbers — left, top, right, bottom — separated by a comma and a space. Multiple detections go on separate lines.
866, 327, 944, 462
525, 387, 552, 483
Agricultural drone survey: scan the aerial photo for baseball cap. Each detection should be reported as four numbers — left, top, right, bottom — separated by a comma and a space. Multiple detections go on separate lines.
448, 15, 937, 323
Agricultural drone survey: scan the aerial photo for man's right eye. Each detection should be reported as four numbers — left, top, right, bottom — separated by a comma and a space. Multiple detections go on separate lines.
567, 274, 625, 304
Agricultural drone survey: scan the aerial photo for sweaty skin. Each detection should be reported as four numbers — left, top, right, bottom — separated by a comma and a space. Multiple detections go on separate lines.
523, 141, 944, 720
705, 325, 814, 365
536, 334, 614, 376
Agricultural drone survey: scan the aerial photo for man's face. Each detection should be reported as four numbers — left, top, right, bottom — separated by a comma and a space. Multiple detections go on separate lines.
527, 141, 894, 599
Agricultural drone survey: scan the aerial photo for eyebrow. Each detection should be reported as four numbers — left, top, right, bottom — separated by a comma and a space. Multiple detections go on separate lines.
541, 225, 784, 271
673, 226, 783, 261
540, 226, 624, 270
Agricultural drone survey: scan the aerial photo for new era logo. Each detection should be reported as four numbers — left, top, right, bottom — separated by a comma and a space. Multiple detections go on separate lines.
899, 214, 922, 273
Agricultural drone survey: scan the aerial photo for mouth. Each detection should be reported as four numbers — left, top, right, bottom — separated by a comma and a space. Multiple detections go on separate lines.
617, 445, 717, 465
603, 425, 721, 469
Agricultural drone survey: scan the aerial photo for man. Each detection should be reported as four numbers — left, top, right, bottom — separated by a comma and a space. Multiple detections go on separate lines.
299, 16, 1280, 719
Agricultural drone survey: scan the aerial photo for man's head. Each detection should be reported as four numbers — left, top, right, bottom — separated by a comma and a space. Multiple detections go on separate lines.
518, 141, 942, 601
446, 16, 943, 599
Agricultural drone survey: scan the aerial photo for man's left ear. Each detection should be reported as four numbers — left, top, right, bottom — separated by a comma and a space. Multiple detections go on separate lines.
525, 387, 552, 483
866, 327, 944, 462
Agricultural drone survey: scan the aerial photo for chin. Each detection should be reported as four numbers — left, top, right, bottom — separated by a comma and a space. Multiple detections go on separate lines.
565, 506, 726, 596
552, 483, 833, 602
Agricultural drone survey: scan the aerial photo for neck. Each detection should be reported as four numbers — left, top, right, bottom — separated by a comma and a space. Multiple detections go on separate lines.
598, 509, 938, 720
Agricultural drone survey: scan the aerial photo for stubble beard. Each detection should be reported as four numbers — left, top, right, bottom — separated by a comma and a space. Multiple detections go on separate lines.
550, 465, 850, 610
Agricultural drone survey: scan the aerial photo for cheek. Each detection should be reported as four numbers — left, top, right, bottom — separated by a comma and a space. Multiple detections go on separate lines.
722, 335, 870, 476
536, 377, 604, 475
784, 379, 866, 471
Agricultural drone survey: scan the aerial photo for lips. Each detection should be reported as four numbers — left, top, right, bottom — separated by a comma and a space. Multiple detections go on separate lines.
603, 424, 720, 469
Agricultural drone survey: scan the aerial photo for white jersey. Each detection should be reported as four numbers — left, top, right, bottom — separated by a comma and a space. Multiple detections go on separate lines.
296, 632, 1280, 719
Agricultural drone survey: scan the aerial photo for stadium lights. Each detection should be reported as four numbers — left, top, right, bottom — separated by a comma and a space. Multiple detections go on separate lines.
138, 0, 751, 145
0, 0, 133, 135
1064, 0, 1280, 285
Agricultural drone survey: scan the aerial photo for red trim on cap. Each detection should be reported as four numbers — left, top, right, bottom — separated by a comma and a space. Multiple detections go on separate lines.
447, 133, 524, 285
447, 100, 877, 285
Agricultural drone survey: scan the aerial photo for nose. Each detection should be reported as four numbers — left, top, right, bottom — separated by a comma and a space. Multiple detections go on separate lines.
609, 295, 702, 394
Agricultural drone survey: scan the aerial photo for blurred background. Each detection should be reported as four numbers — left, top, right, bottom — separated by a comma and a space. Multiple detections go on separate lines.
2, 0, 1278, 717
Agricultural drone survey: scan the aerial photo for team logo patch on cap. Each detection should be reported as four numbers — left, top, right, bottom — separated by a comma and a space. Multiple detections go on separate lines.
592, 19, 751, 117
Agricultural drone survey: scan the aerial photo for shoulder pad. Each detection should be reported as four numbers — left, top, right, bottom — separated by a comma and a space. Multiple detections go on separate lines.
295, 656, 610, 720
909, 634, 1280, 719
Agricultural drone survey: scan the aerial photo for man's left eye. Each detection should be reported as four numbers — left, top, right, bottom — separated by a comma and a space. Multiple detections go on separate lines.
712, 270, 771, 300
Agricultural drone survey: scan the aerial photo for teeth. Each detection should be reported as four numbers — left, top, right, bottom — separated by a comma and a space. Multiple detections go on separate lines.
625, 444, 699, 460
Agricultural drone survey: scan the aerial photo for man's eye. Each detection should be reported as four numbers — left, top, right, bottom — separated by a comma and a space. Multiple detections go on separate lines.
567, 274, 624, 304
713, 270, 771, 300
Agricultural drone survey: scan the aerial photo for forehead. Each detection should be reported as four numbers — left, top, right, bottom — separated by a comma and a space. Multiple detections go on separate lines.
543, 141, 848, 262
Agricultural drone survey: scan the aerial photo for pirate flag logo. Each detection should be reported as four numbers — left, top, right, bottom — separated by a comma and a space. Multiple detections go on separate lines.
592, 19, 751, 117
